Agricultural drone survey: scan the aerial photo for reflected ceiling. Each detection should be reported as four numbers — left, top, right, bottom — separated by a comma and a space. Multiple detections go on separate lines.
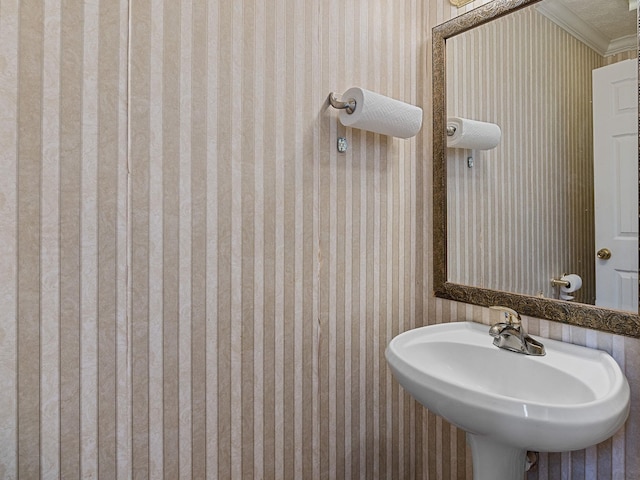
538, 0, 637, 55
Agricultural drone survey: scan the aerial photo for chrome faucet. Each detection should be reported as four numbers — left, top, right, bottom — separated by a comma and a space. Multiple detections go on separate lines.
488, 306, 546, 356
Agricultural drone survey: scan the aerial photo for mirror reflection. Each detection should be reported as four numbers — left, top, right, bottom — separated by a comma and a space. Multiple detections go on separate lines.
445, 0, 639, 313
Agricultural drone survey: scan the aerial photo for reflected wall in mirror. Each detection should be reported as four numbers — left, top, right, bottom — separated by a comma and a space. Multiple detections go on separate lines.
432, 0, 640, 336
446, 0, 637, 308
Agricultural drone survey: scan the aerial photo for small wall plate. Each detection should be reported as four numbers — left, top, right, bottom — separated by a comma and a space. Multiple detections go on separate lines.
337, 137, 348, 153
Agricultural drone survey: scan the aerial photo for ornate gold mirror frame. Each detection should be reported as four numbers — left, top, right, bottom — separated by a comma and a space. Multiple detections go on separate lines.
449, 0, 475, 7
432, 0, 640, 337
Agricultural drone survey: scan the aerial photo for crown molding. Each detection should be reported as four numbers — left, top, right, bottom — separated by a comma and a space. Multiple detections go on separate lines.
536, 1, 635, 57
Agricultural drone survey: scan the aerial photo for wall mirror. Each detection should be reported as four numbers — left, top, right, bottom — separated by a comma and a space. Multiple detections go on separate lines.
433, 0, 640, 337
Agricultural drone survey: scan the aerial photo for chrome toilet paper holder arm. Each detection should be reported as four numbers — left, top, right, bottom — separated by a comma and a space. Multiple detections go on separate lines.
328, 92, 356, 114
550, 277, 571, 288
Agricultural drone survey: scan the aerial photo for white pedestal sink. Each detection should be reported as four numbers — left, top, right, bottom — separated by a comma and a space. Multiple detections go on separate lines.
385, 321, 630, 480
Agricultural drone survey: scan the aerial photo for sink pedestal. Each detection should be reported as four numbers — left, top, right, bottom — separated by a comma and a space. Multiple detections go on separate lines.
467, 433, 527, 480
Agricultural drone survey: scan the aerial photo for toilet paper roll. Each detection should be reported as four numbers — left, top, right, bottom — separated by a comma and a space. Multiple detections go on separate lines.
338, 87, 423, 139
447, 117, 501, 150
559, 274, 582, 301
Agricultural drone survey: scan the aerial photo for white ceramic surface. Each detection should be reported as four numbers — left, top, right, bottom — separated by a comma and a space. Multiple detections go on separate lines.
385, 321, 630, 453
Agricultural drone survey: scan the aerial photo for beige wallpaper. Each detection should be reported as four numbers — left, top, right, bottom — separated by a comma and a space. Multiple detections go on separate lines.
127, 0, 425, 478
0, 0, 130, 478
0, 0, 638, 479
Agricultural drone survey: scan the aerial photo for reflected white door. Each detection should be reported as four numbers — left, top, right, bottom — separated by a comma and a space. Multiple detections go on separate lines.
593, 59, 638, 311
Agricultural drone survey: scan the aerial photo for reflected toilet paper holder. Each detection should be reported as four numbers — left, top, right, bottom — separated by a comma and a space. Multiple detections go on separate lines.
550, 277, 571, 288
551, 273, 582, 302
447, 125, 473, 168
446, 117, 502, 150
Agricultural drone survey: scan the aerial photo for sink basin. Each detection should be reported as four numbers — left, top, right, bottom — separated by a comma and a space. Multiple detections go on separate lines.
386, 321, 630, 479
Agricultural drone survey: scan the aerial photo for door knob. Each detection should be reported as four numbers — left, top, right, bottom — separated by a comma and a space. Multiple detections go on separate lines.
596, 248, 612, 260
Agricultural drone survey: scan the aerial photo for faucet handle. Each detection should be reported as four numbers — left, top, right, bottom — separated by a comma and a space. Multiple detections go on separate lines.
489, 305, 521, 325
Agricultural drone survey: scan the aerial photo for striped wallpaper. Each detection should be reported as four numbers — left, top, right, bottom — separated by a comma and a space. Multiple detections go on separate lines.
0, 0, 638, 479
0, 0, 131, 478
446, 4, 636, 305
128, 0, 425, 478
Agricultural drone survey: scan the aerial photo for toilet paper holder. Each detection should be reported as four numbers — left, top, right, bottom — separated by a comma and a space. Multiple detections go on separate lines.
328, 92, 356, 114
328, 87, 423, 138
550, 276, 571, 288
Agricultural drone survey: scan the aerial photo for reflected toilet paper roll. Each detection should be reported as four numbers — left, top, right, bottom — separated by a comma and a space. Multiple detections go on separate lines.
447, 117, 501, 150
338, 87, 423, 139
560, 274, 582, 301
